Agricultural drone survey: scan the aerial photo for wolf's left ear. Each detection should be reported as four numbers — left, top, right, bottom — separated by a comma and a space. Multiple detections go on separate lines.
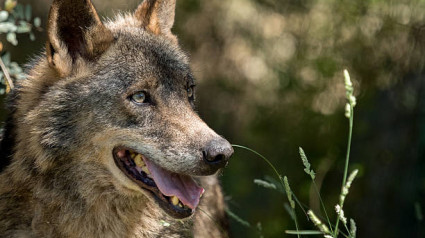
46, 0, 114, 76
134, 0, 176, 39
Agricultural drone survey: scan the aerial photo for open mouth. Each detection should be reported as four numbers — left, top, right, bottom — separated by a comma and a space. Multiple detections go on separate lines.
113, 147, 204, 219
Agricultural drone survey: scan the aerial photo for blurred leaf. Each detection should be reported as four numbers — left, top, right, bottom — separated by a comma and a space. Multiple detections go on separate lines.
264, 175, 285, 194
6, 32, 17, 46
33, 17, 41, 28
0, 11, 9, 22
2, 52, 10, 66
0, 22, 17, 33
284, 203, 295, 221
25, 5, 31, 21
9, 62, 22, 74
4, 0, 17, 12
16, 21, 30, 33
29, 32, 35, 41
14, 4, 24, 19
285, 230, 323, 235
225, 208, 251, 228
254, 179, 277, 190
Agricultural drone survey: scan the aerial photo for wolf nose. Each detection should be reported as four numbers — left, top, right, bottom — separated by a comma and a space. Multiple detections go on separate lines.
203, 138, 234, 168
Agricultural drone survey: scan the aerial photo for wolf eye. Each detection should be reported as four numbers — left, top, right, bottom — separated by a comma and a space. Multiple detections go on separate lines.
130, 91, 148, 104
187, 86, 194, 99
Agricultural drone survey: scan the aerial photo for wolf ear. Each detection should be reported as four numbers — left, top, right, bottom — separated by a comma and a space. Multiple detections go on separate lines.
46, 0, 114, 76
134, 0, 176, 38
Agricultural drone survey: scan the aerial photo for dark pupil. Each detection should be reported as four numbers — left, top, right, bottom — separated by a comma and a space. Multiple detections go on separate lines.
134, 92, 145, 102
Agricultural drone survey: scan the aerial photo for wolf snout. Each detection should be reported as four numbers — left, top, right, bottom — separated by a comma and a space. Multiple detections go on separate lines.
202, 138, 234, 170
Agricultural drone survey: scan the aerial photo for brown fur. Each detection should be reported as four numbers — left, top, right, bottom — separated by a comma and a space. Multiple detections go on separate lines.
0, 0, 231, 237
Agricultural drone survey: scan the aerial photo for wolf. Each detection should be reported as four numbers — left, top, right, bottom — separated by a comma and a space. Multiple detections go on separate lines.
0, 0, 234, 237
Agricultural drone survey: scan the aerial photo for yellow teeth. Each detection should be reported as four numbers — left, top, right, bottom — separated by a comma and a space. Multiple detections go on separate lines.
134, 154, 144, 167
170, 196, 184, 207
141, 166, 150, 175
131, 152, 151, 176
171, 196, 179, 206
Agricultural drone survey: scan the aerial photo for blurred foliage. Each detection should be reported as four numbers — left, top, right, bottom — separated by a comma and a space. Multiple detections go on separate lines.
173, 0, 425, 237
2, 0, 425, 237
0, 0, 40, 94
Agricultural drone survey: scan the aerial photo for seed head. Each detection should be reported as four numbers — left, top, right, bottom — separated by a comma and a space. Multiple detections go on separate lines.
307, 210, 330, 234
299, 147, 315, 180
335, 205, 347, 225
284, 176, 295, 209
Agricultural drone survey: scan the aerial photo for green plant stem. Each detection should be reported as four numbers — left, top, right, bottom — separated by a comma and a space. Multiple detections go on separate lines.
232, 144, 351, 238
334, 107, 354, 237
232, 145, 281, 184
343, 222, 352, 237
312, 181, 333, 234
293, 214, 300, 238
292, 194, 307, 216
198, 207, 228, 234
232, 144, 301, 238
286, 230, 350, 238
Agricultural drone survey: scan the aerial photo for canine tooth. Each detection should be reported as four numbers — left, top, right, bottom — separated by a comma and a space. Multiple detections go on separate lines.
171, 196, 179, 206
134, 154, 144, 167
178, 202, 183, 208
130, 152, 136, 159
141, 166, 151, 175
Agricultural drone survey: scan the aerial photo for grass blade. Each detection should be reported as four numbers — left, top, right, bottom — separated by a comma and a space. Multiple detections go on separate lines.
285, 230, 323, 235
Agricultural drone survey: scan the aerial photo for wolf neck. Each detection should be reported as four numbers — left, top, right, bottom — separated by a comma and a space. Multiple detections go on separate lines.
33, 192, 162, 237
3, 161, 178, 237
1, 140, 181, 237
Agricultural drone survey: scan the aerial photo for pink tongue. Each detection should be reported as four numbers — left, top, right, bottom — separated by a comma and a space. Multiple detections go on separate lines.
144, 158, 204, 210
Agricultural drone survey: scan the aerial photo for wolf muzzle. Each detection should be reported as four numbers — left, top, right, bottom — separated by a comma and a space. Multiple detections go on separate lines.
202, 137, 233, 171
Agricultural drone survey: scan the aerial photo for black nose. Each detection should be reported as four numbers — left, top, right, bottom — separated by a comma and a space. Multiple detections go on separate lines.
202, 137, 234, 168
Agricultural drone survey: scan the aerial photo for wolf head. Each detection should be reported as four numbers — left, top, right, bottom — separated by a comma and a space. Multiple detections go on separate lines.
13, 0, 233, 219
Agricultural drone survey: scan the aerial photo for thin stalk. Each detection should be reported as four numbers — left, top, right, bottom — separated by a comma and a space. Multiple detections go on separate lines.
232, 145, 282, 185
343, 223, 352, 237
293, 214, 300, 238
0, 56, 14, 92
286, 230, 350, 238
312, 181, 333, 234
198, 207, 228, 234
292, 194, 308, 216
232, 144, 301, 238
334, 107, 354, 237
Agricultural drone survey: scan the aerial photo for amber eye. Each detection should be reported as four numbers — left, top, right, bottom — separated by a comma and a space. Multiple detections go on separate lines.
130, 91, 147, 104
187, 86, 194, 99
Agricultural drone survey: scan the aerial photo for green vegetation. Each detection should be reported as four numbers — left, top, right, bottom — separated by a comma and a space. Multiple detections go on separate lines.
0, 0, 41, 93
231, 70, 358, 237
